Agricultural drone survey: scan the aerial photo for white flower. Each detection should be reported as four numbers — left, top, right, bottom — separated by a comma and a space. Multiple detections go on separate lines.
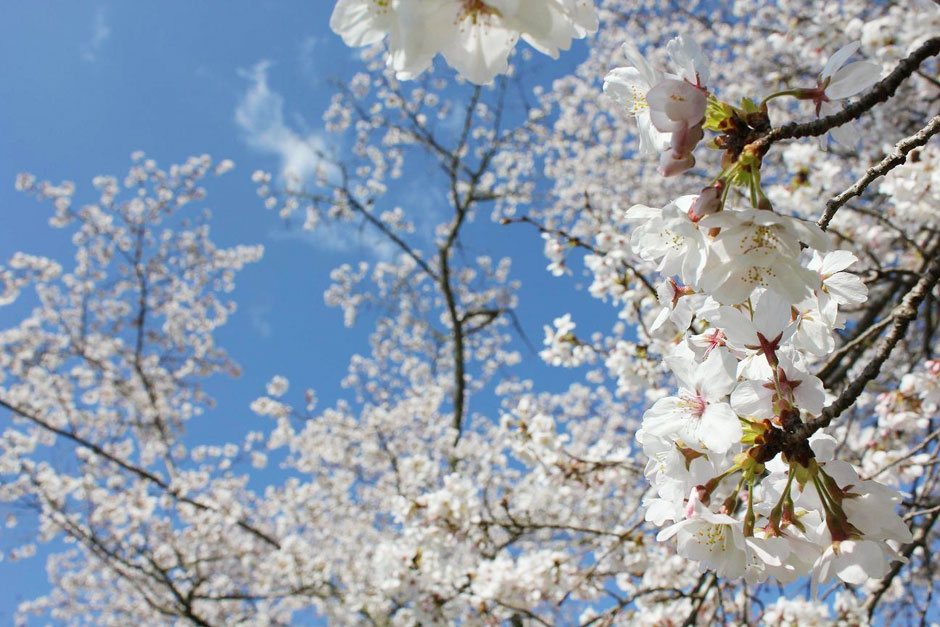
812, 539, 891, 587
815, 42, 882, 147
819, 42, 881, 101
542, 232, 570, 276
666, 35, 709, 86
647, 79, 706, 177
603, 36, 707, 176
808, 250, 868, 306
603, 42, 671, 155
657, 497, 746, 578
505, 0, 598, 59
650, 279, 695, 333
731, 350, 826, 418
641, 345, 742, 453
330, 0, 398, 48
646, 79, 706, 133
604, 35, 707, 159
540, 313, 594, 366
625, 196, 709, 285
330, 0, 440, 80
699, 209, 829, 305
742, 535, 793, 584
638, 432, 717, 519
841, 481, 913, 544
265, 375, 290, 398
710, 289, 795, 357
436, 2, 520, 85
791, 294, 838, 357
331, 0, 598, 84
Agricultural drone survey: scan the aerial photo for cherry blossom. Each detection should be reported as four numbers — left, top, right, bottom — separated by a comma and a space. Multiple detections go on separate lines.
698, 208, 829, 305
625, 195, 708, 285
330, 0, 598, 84
639, 345, 742, 454
657, 498, 747, 578
799, 41, 883, 147
4, 1, 939, 624
808, 250, 869, 307
603, 42, 670, 154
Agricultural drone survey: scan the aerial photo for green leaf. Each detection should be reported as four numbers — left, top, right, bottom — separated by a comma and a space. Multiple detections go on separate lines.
703, 99, 735, 132
739, 96, 761, 114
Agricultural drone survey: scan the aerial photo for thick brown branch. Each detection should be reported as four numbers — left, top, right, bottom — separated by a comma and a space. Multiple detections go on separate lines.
783, 251, 940, 449
751, 37, 940, 152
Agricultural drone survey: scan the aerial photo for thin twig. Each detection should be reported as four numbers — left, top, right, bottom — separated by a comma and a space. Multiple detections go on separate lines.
681, 573, 716, 627
0, 397, 281, 549
904, 502, 940, 521
816, 315, 893, 382
502, 215, 657, 296
819, 115, 940, 230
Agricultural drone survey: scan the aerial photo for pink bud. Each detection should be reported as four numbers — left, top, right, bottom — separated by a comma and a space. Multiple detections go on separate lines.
658, 151, 695, 177
688, 181, 724, 220
647, 79, 707, 132
670, 122, 704, 156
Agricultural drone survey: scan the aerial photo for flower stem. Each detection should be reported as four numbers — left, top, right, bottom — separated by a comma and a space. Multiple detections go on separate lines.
760, 88, 810, 107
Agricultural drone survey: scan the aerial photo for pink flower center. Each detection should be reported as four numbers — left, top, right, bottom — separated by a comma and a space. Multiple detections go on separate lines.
680, 392, 707, 417
461, 0, 499, 21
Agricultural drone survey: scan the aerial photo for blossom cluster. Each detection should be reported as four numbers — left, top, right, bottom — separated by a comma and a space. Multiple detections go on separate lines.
3, 1, 937, 624
603, 38, 710, 175
602, 36, 915, 588
324, 0, 931, 606
329, 0, 598, 84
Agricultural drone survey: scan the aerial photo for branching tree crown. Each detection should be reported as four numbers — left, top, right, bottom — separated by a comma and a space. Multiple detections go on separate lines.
2, 1, 940, 624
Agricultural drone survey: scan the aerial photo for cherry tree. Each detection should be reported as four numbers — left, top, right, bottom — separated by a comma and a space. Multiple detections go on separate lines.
2, 0, 940, 624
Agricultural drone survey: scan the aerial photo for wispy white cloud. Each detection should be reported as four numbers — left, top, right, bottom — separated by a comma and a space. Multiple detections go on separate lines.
235, 61, 442, 259
298, 36, 326, 77
266, 222, 399, 260
235, 61, 391, 256
81, 7, 111, 62
247, 303, 272, 339
235, 61, 332, 184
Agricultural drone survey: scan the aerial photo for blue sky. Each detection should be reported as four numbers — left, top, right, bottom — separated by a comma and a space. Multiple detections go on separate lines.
0, 2, 612, 620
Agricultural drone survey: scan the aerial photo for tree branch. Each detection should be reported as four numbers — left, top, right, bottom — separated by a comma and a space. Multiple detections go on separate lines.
784, 250, 940, 448
0, 397, 281, 550
819, 114, 940, 230
864, 508, 940, 619
751, 37, 940, 152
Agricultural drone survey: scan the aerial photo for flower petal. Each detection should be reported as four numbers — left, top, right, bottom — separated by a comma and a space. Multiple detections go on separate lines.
730, 380, 773, 418
825, 272, 868, 305
826, 61, 881, 100
698, 402, 742, 453
820, 42, 860, 81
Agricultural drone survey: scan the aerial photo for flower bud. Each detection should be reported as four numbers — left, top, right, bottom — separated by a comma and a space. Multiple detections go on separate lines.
658, 151, 695, 177
669, 121, 705, 156
646, 79, 707, 132
688, 181, 724, 220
